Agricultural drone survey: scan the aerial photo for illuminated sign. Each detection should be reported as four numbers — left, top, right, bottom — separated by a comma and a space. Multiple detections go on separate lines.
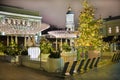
28, 47, 40, 59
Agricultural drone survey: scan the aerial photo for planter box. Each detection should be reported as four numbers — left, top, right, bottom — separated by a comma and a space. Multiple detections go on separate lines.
5, 55, 21, 63
5, 55, 16, 63
61, 52, 77, 62
47, 58, 64, 72
41, 54, 49, 61
0, 55, 6, 61
21, 55, 47, 70
88, 50, 100, 59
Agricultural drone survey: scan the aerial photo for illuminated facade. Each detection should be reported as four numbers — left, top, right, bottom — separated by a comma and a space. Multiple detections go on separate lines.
0, 5, 50, 47
102, 16, 120, 51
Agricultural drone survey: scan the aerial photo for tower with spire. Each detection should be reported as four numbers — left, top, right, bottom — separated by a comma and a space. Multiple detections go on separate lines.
66, 6, 75, 31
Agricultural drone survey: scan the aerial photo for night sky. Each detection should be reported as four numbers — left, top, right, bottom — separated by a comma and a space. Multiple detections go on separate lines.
0, 0, 120, 28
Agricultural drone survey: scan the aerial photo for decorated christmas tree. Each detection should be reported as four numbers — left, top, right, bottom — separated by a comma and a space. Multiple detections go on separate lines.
75, 0, 108, 53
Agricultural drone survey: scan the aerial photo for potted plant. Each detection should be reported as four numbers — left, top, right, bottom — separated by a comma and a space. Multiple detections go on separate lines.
39, 36, 52, 61
48, 48, 61, 58
0, 41, 5, 55
47, 45, 64, 72
39, 37, 64, 72
4, 38, 20, 63
20, 48, 28, 56
62, 42, 71, 52
0, 41, 5, 60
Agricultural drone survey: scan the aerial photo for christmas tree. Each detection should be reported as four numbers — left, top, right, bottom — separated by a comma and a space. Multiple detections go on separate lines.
75, 0, 108, 52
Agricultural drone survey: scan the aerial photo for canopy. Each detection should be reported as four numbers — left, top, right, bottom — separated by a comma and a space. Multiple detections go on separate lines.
0, 11, 50, 36
0, 23, 50, 35
48, 30, 77, 38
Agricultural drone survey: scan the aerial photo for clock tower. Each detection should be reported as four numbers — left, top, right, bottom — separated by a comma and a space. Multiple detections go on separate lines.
66, 6, 75, 31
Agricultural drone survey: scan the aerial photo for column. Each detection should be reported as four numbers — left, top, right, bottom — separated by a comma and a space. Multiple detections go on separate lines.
32, 36, 36, 46
15, 36, 18, 44
10, 36, 14, 43
56, 38, 58, 51
65, 39, 68, 43
24, 36, 27, 47
7, 36, 9, 46
60, 38, 63, 51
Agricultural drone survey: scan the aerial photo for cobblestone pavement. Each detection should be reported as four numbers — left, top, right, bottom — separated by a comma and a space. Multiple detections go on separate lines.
0, 61, 61, 80
0, 60, 120, 80
71, 62, 120, 80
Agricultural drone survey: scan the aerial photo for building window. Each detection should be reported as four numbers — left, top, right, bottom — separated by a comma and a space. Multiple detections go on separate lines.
116, 26, 119, 33
108, 27, 112, 34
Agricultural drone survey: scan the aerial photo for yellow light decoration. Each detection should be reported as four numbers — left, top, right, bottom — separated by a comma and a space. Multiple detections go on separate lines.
75, 0, 108, 52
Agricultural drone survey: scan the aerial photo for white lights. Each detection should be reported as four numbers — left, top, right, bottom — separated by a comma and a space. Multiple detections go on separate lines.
0, 31, 5, 35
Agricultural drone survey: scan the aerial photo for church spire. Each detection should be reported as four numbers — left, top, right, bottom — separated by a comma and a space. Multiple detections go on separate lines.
66, 5, 75, 31
68, 5, 72, 11
66, 5, 73, 14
